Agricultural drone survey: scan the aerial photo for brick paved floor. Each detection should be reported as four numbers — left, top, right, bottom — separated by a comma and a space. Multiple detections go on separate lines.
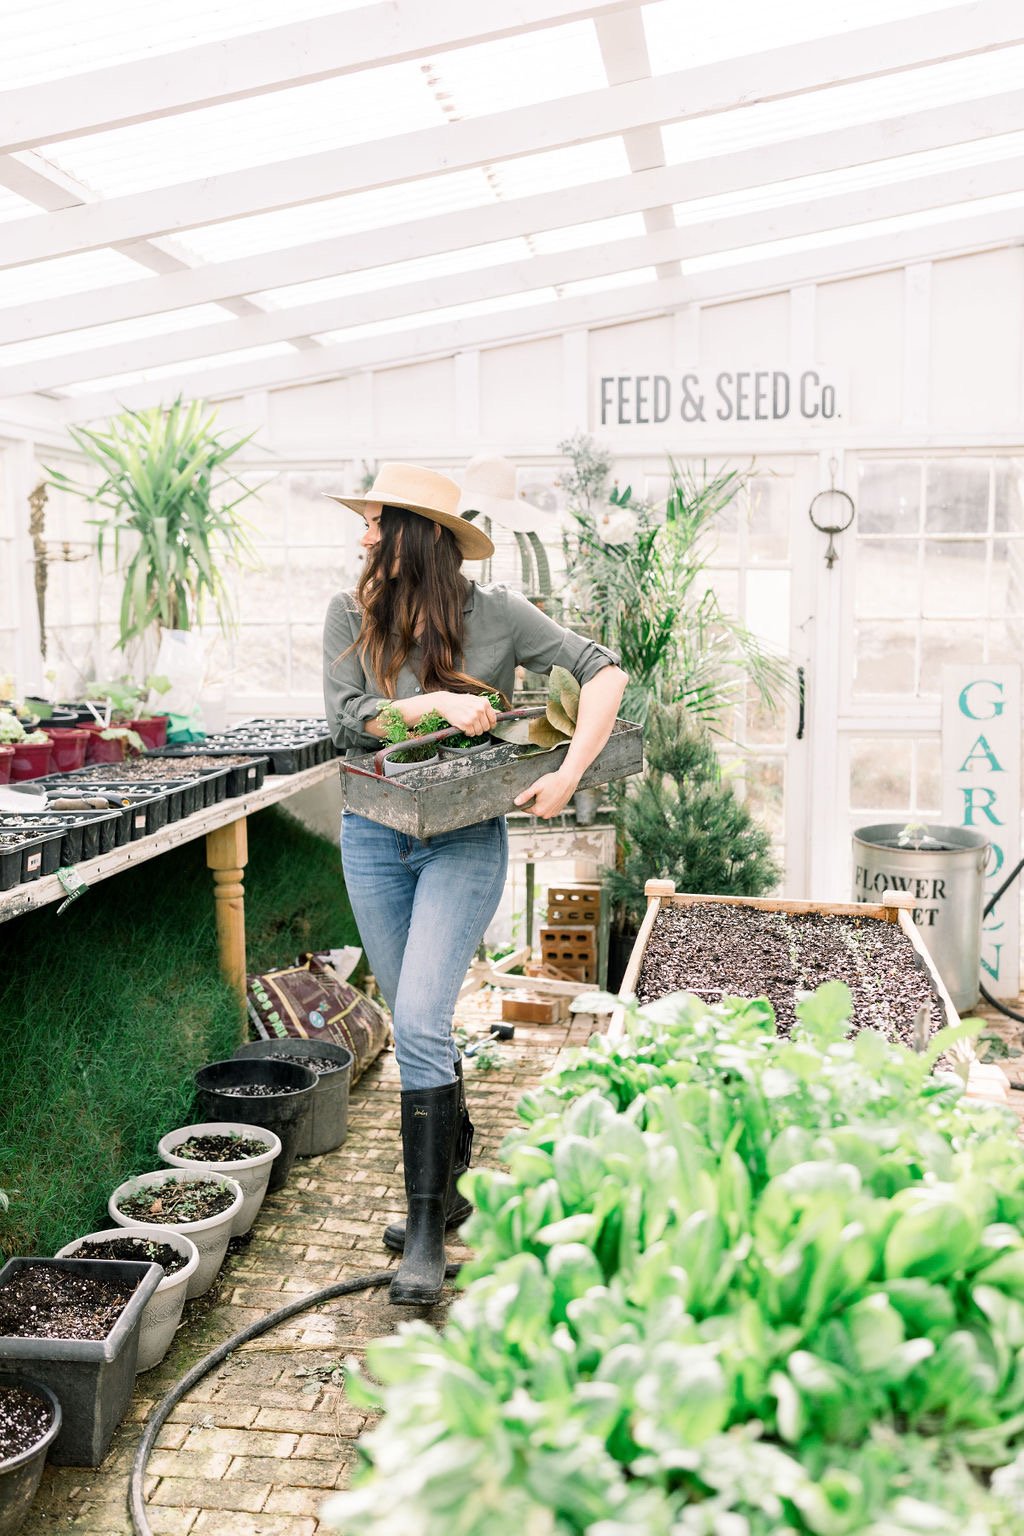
23, 997, 596, 1536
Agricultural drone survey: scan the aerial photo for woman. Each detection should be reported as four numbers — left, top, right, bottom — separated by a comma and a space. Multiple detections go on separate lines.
322, 463, 627, 1305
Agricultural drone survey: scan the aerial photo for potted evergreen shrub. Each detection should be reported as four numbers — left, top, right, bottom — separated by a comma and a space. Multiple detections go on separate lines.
54, 1228, 199, 1373
377, 703, 444, 776
0, 1378, 61, 1536
107, 1170, 242, 1299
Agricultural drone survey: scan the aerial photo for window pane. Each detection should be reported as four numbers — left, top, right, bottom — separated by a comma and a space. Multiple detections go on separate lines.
236, 473, 286, 546
232, 624, 290, 688
988, 616, 1024, 667
994, 459, 1024, 534
745, 570, 789, 653
289, 625, 323, 694
288, 545, 351, 614
850, 738, 911, 811
991, 539, 1024, 619
857, 460, 920, 535
855, 538, 918, 617
742, 756, 785, 840
853, 620, 915, 695
237, 552, 287, 623
922, 540, 987, 617
919, 620, 986, 694
745, 682, 787, 745
708, 497, 740, 564
748, 476, 789, 561
915, 742, 941, 814
925, 460, 990, 534
287, 470, 351, 545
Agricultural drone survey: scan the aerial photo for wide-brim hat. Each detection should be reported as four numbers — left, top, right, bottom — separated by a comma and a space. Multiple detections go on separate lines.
457, 453, 550, 535
324, 463, 494, 561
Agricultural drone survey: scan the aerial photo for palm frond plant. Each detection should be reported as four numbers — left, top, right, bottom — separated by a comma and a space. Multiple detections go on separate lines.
45, 397, 267, 663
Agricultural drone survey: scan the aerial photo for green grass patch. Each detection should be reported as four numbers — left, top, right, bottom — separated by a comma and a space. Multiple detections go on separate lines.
0, 806, 357, 1258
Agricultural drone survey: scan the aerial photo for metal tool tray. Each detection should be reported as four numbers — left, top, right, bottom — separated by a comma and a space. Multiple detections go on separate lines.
342, 718, 643, 839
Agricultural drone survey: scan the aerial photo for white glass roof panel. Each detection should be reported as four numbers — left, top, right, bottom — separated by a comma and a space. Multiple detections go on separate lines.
0, 249, 151, 309
487, 140, 632, 201
0, 185, 39, 224
531, 213, 648, 253
558, 268, 660, 298
0, 0, 366, 91
313, 289, 562, 348
0, 305, 237, 367
422, 21, 606, 118
252, 240, 534, 310
644, 0, 980, 74
37, 61, 445, 197
57, 341, 297, 397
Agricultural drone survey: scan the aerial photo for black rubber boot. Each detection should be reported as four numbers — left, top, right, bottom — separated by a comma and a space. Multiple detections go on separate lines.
389, 1078, 460, 1306
383, 1057, 473, 1253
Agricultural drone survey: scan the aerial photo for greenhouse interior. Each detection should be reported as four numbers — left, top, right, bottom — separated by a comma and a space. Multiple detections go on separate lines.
2, 1, 1024, 1532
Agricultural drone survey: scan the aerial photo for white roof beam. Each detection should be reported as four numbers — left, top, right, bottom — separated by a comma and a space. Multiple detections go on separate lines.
8, 154, 1024, 396
48, 202, 1024, 420
0, 0, 644, 153
4, 86, 1022, 348
4, 1, 1022, 269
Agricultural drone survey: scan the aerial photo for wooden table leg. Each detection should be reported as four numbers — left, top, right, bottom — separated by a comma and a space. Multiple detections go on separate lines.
206, 816, 248, 1007
525, 859, 535, 952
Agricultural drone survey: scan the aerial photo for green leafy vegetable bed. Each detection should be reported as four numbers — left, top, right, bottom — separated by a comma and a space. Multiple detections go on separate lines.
323, 983, 1024, 1536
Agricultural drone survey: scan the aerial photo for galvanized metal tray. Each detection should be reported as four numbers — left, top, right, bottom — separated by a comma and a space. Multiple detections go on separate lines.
342, 718, 643, 838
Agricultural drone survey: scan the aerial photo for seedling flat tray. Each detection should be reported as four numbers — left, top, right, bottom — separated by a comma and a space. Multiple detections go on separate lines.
151, 749, 269, 797
343, 718, 642, 838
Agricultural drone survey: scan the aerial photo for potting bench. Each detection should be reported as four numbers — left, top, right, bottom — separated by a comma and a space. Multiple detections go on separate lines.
0, 759, 340, 1003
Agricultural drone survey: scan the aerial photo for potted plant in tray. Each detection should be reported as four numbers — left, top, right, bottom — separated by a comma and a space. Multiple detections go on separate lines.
0, 714, 52, 784
54, 1228, 199, 1374
107, 1170, 242, 1299
82, 677, 172, 750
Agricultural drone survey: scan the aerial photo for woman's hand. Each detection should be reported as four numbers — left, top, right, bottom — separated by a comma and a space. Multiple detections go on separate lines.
513, 766, 580, 819
434, 691, 498, 737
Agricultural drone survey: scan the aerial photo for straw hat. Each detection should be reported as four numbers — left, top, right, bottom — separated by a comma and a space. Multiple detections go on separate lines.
457, 454, 550, 535
324, 463, 494, 561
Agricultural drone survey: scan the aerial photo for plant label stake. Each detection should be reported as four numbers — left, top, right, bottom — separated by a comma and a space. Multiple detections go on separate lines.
808, 457, 855, 569
56, 864, 87, 915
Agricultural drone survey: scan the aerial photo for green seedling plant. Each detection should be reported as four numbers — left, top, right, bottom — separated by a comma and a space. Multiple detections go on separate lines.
379, 693, 505, 763
323, 981, 1024, 1536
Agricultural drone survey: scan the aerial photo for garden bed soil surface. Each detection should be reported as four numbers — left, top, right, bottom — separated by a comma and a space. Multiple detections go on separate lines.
172, 1133, 270, 1162
637, 904, 943, 1044
0, 1385, 52, 1460
216, 1080, 305, 1097
84, 756, 252, 780
70, 1236, 187, 1275
115, 1181, 236, 1224
0, 1265, 137, 1341
270, 1053, 343, 1075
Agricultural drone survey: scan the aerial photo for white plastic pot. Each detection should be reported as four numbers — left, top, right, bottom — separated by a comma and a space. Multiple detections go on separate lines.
157, 1122, 281, 1236
382, 750, 439, 778
54, 1226, 199, 1372
107, 1170, 243, 1299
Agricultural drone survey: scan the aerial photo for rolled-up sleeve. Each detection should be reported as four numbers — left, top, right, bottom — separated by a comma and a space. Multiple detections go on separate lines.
323, 594, 382, 751
505, 588, 620, 686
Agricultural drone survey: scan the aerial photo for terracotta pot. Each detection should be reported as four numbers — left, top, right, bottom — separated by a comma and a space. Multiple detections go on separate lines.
85, 733, 126, 766
131, 717, 168, 750
0, 746, 12, 785
43, 727, 89, 772
9, 741, 53, 782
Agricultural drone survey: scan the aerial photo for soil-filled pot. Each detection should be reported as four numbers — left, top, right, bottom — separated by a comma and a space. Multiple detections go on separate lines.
8, 743, 52, 783
192, 1060, 317, 1194
156, 1123, 281, 1236
0, 1378, 61, 1536
42, 729, 89, 773
439, 740, 491, 764
382, 750, 440, 778
233, 1041, 353, 1157
131, 717, 168, 750
84, 732, 126, 766
107, 1171, 243, 1300
0, 749, 12, 787
0, 1256, 162, 1466
54, 1228, 199, 1373
607, 926, 639, 994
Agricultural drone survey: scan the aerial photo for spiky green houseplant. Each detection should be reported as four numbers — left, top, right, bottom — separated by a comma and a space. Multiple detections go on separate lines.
46, 397, 264, 663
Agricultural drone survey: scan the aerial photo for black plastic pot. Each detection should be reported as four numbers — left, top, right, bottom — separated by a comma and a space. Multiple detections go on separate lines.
606, 927, 640, 994
192, 1059, 317, 1192
0, 1257, 162, 1467
233, 1040, 353, 1156
0, 1379, 60, 1536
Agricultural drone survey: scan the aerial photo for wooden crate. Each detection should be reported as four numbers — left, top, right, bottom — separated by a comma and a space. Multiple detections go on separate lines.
609, 880, 1003, 1105
501, 990, 570, 1025
547, 883, 601, 926
540, 923, 597, 983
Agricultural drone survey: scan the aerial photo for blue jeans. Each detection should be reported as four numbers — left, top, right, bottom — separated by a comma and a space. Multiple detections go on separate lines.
340, 811, 509, 1090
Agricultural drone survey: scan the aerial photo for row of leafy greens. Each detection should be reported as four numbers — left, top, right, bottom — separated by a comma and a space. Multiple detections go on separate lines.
323, 983, 1024, 1536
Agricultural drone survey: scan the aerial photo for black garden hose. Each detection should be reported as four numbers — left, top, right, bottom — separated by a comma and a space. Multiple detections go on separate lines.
979, 853, 1024, 1024
129, 1262, 461, 1536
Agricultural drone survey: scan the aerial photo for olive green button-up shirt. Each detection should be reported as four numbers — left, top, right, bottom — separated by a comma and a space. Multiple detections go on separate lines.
323, 580, 619, 755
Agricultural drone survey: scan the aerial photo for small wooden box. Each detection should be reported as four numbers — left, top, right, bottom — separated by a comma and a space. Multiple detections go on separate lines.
539, 923, 597, 983
501, 991, 570, 1025
547, 884, 602, 926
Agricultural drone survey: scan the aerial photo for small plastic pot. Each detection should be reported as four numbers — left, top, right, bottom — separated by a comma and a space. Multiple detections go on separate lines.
0, 748, 12, 787
54, 1227, 199, 1373
107, 1170, 243, 1299
9, 743, 53, 783
157, 1122, 281, 1236
382, 751, 439, 778
233, 1042, 353, 1157
131, 717, 168, 750
84, 733, 126, 766
43, 728, 89, 773
192, 1060, 317, 1193
0, 1378, 61, 1536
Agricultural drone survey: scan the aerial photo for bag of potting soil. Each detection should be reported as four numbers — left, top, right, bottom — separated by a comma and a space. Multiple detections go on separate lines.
246, 954, 390, 1083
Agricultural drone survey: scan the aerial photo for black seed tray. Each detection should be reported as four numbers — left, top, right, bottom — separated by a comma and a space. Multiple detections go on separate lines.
33, 776, 136, 845
17, 808, 122, 864
161, 737, 314, 775
0, 821, 64, 889
151, 751, 268, 797
39, 776, 175, 836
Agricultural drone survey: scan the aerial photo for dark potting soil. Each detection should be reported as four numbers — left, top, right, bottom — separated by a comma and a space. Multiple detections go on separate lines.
87, 756, 251, 779
217, 1081, 305, 1097
0, 1264, 137, 1341
115, 1180, 236, 1224
173, 1133, 271, 1161
271, 1053, 342, 1075
637, 904, 943, 1047
0, 1383, 53, 1460
71, 1236, 187, 1275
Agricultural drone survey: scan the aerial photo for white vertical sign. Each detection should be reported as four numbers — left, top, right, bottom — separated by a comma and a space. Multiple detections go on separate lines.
942, 665, 1021, 999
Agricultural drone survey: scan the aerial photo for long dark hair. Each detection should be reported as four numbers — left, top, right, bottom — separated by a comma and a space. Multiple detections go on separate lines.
346, 504, 502, 700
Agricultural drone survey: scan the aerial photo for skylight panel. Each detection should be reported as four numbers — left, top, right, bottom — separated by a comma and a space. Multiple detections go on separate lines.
557, 268, 661, 299
489, 139, 632, 200
422, 20, 606, 118
0, 305, 234, 367
252, 240, 534, 310
58, 341, 297, 397
644, 0, 982, 74
531, 213, 648, 253
312, 289, 561, 348
0, 0, 367, 91
36, 60, 445, 197
0, 186, 38, 224
0, 249, 150, 309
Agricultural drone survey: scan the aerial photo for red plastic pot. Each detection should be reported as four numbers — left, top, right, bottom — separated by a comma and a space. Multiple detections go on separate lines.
0, 744, 13, 784
10, 739, 54, 781
85, 732, 127, 765
131, 716, 167, 750
44, 726, 89, 771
